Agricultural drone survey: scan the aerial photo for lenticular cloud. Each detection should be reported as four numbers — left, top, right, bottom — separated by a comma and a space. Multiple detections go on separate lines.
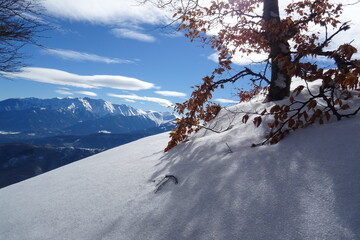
3, 67, 155, 91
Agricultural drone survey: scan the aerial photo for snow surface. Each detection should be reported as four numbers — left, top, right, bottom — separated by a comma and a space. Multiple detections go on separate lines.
1, 81, 359, 240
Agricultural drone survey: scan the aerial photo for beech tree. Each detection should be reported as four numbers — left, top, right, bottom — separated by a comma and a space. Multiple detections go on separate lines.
152, 0, 360, 151
0, 0, 47, 73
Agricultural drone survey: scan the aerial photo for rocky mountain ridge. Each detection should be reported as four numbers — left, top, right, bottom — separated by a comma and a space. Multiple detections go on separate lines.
0, 97, 176, 134
0, 97, 176, 188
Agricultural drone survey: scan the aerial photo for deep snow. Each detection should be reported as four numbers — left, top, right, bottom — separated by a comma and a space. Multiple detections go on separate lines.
0, 81, 359, 240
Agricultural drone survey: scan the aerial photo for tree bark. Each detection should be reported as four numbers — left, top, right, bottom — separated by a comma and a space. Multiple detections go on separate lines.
263, 0, 292, 101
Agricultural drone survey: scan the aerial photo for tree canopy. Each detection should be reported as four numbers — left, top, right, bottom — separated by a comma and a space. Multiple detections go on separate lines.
155, 0, 360, 151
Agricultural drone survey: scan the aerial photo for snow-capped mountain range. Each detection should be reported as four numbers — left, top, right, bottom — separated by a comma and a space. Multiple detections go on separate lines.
0, 97, 176, 134
0, 97, 143, 116
0, 97, 177, 188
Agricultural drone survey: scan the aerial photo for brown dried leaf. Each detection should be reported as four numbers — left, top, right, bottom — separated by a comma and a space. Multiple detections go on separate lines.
293, 85, 305, 96
289, 96, 295, 103
288, 118, 295, 128
307, 100, 317, 110
242, 114, 250, 124
270, 105, 281, 114
325, 112, 331, 121
253, 116, 262, 128
341, 104, 350, 110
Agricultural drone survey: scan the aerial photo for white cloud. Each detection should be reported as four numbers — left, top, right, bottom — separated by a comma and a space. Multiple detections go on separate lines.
108, 93, 172, 107
215, 98, 238, 104
42, 0, 169, 25
111, 28, 155, 42
3, 67, 155, 91
40, 0, 360, 52
155, 91, 186, 97
208, 50, 268, 66
44, 48, 134, 64
76, 91, 98, 97
55, 89, 73, 95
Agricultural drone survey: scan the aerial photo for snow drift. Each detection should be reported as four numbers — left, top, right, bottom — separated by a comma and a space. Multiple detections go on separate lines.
0, 81, 359, 240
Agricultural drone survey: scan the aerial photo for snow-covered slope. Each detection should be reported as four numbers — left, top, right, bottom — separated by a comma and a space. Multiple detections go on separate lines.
0, 85, 359, 240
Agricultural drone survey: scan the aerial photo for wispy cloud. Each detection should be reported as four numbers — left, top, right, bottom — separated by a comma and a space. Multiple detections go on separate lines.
43, 48, 134, 64
215, 98, 238, 104
160, 31, 183, 38
76, 91, 98, 97
108, 93, 172, 107
55, 89, 73, 95
58, 87, 71, 90
3, 67, 155, 91
155, 91, 186, 97
111, 28, 156, 42
42, 0, 168, 25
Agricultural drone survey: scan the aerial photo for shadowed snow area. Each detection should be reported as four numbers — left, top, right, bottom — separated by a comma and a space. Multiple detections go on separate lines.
0, 81, 359, 240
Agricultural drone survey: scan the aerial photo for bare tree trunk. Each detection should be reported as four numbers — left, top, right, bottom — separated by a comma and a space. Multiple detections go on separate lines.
263, 0, 292, 101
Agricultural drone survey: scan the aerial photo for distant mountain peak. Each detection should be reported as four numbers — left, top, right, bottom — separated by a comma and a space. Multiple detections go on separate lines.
0, 97, 142, 117
0, 97, 176, 134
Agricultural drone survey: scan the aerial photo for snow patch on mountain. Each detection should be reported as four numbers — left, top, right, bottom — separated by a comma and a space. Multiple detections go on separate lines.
103, 101, 115, 113
0, 131, 20, 135
78, 98, 92, 112
146, 110, 176, 125
66, 103, 76, 112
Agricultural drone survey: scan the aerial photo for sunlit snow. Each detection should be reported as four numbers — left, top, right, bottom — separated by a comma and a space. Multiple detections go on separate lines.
0, 80, 359, 240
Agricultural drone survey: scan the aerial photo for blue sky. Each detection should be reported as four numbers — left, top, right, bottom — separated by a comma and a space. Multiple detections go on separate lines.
0, 0, 359, 112
0, 0, 247, 112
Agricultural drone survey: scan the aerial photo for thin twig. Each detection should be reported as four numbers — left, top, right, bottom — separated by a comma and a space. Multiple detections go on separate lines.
225, 142, 233, 153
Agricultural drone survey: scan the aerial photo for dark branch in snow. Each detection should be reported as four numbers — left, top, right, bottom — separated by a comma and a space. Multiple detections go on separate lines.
225, 142, 233, 153
197, 124, 233, 133
259, 83, 360, 146
155, 175, 178, 193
